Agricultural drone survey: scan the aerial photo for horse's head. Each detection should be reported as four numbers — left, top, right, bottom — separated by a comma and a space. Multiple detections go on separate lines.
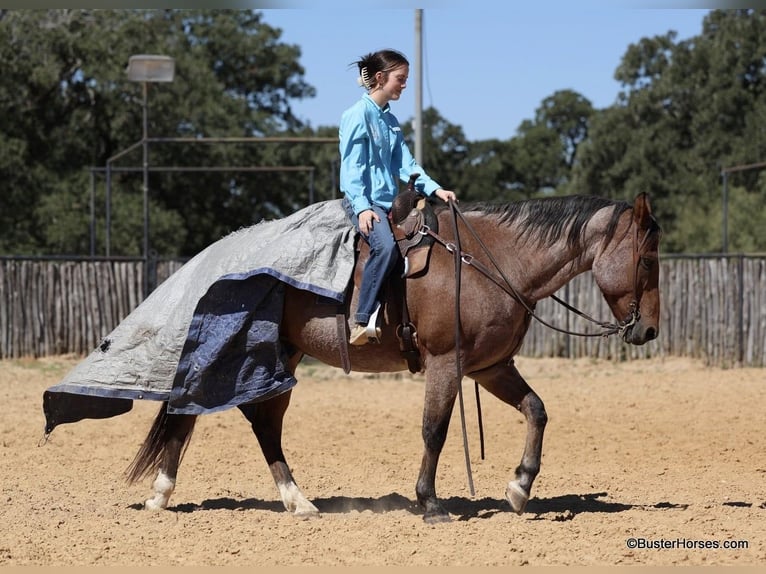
593, 192, 662, 345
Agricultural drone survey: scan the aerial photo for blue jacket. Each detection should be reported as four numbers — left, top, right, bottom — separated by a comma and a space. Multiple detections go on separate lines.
339, 93, 441, 215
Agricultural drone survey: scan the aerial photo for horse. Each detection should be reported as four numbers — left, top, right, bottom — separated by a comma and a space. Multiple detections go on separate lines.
126, 192, 662, 524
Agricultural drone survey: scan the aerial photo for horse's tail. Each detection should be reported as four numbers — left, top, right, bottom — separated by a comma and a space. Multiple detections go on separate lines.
125, 402, 196, 484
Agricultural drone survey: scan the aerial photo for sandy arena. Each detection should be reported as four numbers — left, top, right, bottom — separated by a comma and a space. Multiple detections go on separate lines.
0, 354, 764, 566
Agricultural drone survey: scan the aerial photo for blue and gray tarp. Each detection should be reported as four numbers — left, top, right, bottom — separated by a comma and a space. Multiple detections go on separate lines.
43, 199, 356, 433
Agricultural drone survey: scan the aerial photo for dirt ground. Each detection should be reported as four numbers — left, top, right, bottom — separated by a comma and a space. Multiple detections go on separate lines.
0, 354, 764, 566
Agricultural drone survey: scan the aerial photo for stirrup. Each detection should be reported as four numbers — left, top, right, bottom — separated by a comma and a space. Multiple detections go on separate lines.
365, 304, 382, 343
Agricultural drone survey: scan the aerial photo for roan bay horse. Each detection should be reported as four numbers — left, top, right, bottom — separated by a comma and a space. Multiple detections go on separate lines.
127, 193, 661, 524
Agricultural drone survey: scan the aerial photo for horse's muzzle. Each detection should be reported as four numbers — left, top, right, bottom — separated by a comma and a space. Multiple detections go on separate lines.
622, 323, 658, 345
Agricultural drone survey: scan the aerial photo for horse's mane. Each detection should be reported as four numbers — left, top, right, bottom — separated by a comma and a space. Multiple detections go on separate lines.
458, 195, 632, 249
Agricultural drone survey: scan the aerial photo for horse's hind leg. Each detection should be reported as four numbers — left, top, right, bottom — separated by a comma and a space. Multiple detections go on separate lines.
472, 360, 547, 515
143, 414, 196, 511
126, 403, 197, 511
238, 390, 319, 519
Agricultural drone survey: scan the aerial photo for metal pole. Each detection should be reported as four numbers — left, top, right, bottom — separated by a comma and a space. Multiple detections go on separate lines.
719, 161, 766, 253
105, 161, 112, 257
308, 167, 315, 205
89, 170, 96, 256
331, 158, 337, 199
104, 141, 144, 257
142, 81, 150, 299
414, 9, 423, 166
722, 170, 729, 253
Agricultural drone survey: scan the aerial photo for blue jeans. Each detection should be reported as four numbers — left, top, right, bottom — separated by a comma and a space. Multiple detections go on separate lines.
342, 198, 399, 324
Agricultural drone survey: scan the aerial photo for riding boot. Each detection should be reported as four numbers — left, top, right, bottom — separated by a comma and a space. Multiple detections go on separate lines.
349, 323, 382, 346
349, 324, 368, 346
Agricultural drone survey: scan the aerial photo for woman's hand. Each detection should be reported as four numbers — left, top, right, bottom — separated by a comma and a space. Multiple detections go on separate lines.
435, 188, 458, 203
358, 209, 380, 236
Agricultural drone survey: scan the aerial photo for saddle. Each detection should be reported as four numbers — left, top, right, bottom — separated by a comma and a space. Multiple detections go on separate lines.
389, 184, 439, 278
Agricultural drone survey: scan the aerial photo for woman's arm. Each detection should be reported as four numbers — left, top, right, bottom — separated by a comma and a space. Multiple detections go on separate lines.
339, 107, 373, 215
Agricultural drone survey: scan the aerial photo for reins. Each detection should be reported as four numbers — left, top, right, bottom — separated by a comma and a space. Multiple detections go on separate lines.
434, 199, 643, 495
431, 202, 642, 339
447, 201, 478, 497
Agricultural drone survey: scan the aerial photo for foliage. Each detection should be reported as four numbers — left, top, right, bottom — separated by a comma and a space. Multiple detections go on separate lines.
2, 9, 766, 257
571, 9, 766, 252
0, 9, 314, 256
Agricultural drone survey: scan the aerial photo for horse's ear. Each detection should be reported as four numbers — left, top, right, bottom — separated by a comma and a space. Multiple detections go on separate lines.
632, 192, 653, 229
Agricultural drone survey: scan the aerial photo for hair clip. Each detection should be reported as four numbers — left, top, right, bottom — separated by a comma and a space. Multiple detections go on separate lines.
357, 66, 372, 89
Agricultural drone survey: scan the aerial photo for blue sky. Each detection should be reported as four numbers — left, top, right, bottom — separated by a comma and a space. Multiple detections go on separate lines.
260, 7, 711, 142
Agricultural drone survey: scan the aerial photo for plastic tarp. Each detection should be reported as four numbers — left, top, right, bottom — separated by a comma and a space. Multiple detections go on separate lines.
43, 199, 356, 433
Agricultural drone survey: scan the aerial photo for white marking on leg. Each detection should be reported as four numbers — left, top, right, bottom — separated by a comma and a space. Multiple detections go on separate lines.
277, 481, 319, 518
144, 470, 175, 511
506, 479, 529, 515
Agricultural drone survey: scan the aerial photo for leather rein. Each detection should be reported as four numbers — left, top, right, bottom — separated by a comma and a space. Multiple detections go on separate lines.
430, 201, 645, 339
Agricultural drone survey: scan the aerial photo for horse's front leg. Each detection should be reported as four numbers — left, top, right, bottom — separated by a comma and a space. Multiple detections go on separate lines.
238, 390, 319, 519
416, 360, 459, 524
472, 360, 547, 514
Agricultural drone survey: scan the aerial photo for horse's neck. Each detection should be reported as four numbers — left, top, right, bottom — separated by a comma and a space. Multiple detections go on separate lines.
487, 210, 613, 303
509, 242, 593, 302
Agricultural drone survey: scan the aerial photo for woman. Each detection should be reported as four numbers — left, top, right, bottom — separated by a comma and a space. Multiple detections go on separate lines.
339, 49, 457, 346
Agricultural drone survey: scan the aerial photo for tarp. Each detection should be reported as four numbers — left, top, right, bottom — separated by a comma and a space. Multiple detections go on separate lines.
43, 199, 356, 433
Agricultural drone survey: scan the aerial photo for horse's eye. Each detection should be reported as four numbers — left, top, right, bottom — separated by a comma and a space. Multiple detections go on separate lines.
639, 256, 656, 270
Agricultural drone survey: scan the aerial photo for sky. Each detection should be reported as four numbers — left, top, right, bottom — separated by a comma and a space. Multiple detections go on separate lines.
260, 7, 711, 142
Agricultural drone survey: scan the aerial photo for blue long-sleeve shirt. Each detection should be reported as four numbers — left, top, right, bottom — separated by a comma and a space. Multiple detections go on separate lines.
339, 93, 441, 215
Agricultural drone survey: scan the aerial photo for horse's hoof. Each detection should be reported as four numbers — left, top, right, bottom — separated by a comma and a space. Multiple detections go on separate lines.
506, 480, 529, 515
143, 498, 166, 512
294, 509, 320, 520
423, 511, 452, 524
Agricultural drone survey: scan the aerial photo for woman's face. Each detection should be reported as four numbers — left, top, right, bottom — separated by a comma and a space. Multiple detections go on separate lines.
375, 64, 409, 102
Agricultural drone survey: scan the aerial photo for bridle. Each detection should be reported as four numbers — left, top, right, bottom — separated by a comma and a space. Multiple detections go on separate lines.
425, 200, 648, 339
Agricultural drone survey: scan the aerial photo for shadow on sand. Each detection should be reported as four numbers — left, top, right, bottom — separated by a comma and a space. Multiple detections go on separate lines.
130, 490, 689, 521
140, 492, 417, 515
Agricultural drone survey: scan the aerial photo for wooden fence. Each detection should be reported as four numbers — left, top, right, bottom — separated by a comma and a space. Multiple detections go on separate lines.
0, 257, 182, 359
521, 254, 766, 367
1, 255, 764, 366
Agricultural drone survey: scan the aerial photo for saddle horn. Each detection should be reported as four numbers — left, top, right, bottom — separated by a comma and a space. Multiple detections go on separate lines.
407, 173, 420, 192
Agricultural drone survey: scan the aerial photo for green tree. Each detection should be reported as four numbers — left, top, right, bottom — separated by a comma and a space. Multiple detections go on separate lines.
400, 106, 469, 194
537, 90, 593, 170
495, 90, 594, 198
458, 138, 520, 202
0, 9, 316, 257
8, 8, 766, 257
572, 9, 766, 252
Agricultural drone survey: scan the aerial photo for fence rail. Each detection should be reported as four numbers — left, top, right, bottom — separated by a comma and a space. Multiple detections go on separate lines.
0, 257, 182, 359
1, 255, 764, 366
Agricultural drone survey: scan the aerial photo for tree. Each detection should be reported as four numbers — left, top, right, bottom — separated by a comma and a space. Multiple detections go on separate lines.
0, 9, 316, 256
536, 90, 593, 170
457, 138, 520, 202
572, 9, 766, 252
7, 9, 766, 257
400, 107, 469, 193
495, 90, 594, 198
